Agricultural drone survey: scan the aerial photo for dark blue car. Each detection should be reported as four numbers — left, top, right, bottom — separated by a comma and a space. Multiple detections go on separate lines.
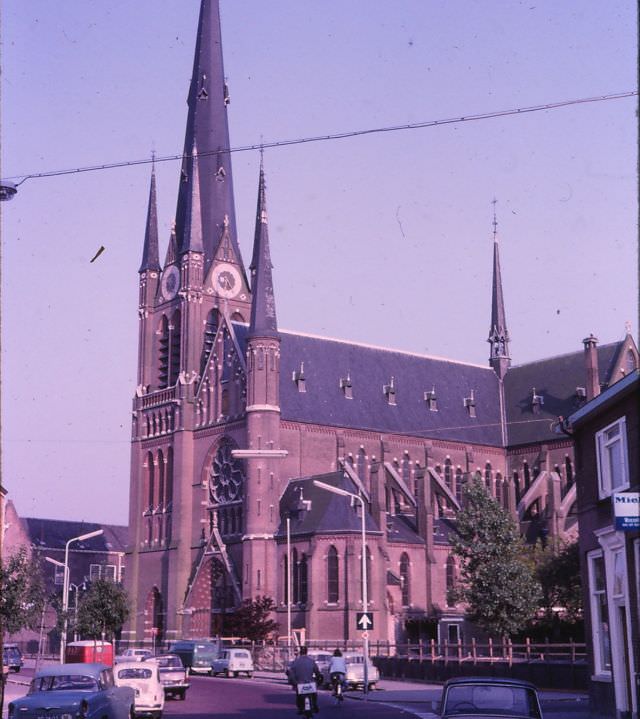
8, 663, 135, 719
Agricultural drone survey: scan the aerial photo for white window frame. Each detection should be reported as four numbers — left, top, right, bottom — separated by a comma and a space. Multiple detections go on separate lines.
595, 417, 629, 499
587, 549, 612, 678
54, 564, 65, 586
89, 564, 102, 581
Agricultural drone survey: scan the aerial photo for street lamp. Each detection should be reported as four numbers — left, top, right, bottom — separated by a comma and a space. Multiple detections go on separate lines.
60, 529, 104, 662
313, 480, 369, 697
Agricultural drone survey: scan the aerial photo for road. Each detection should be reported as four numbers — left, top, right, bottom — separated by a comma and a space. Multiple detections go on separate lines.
3, 663, 596, 719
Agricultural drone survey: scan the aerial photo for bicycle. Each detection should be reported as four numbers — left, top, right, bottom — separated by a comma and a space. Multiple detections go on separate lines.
330, 673, 345, 704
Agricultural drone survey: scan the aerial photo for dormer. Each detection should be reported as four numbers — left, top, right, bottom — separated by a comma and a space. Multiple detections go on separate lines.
464, 389, 476, 418
292, 362, 306, 393
531, 387, 544, 414
384, 377, 396, 406
424, 387, 438, 411
340, 372, 353, 399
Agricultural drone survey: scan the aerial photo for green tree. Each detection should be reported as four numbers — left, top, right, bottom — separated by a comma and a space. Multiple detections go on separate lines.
224, 595, 278, 642
533, 540, 582, 621
75, 579, 130, 640
448, 479, 542, 637
0, 548, 45, 713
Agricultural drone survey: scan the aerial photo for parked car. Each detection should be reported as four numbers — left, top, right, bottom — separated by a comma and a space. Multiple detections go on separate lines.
169, 639, 221, 675
7, 663, 134, 719
211, 648, 254, 678
114, 661, 164, 718
342, 652, 379, 691
438, 677, 544, 718
145, 654, 189, 700
115, 648, 154, 664
3, 644, 23, 673
306, 651, 332, 688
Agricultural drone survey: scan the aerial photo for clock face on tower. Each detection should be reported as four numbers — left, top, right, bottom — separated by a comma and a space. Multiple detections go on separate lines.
211, 263, 241, 299
161, 265, 180, 301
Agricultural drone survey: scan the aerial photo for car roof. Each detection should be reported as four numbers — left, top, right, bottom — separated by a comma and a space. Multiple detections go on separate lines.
36, 663, 108, 678
443, 676, 538, 690
115, 661, 154, 670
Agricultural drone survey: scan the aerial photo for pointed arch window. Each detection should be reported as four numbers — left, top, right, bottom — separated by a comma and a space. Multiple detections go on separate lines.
283, 554, 289, 605
168, 310, 181, 386
444, 459, 453, 491
495, 472, 503, 506
400, 553, 410, 607
402, 454, 410, 485
357, 449, 366, 482
201, 309, 218, 374
446, 556, 456, 596
147, 452, 155, 512
158, 315, 169, 388
292, 549, 299, 603
299, 554, 308, 605
327, 546, 339, 604
485, 462, 492, 493
455, 468, 464, 505
157, 450, 165, 511
523, 462, 531, 490
565, 456, 574, 488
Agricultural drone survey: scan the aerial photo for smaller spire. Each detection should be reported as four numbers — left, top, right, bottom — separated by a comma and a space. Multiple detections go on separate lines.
488, 199, 510, 379
164, 220, 178, 266
181, 144, 204, 255
139, 161, 161, 273
248, 158, 278, 339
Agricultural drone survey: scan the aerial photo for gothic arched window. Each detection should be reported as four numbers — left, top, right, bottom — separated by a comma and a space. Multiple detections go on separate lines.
495, 472, 503, 507
400, 553, 410, 607
158, 315, 169, 388
402, 454, 410, 485
523, 462, 531, 490
292, 549, 299, 604
299, 554, 308, 604
147, 451, 155, 511
446, 556, 456, 596
485, 462, 492, 493
455, 468, 464, 505
327, 546, 339, 603
169, 310, 181, 386
444, 459, 453, 491
283, 554, 289, 605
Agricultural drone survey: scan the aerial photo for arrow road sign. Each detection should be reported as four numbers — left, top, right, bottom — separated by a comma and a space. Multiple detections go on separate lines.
356, 612, 374, 631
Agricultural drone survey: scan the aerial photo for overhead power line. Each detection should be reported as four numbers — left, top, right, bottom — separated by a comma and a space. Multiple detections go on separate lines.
4, 90, 636, 187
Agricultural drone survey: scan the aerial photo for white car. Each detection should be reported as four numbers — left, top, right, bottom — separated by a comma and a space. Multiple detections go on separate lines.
343, 652, 379, 691
116, 649, 154, 664
210, 648, 254, 678
114, 662, 165, 718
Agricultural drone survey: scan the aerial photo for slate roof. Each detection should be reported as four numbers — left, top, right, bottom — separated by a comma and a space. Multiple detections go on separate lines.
233, 324, 503, 446
23, 517, 129, 553
386, 514, 424, 545
276, 472, 381, 539
503, 341, 625, 446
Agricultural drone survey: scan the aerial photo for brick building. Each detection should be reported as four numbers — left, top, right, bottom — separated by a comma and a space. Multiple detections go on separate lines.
568, 369, 639, 719
123, 0, 638, 647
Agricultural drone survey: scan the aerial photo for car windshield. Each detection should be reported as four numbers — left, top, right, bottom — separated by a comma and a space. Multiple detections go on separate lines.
29, 675, 99, 693
444, 684, 540, 717
194, 645, 217, 661
117, 668, 153, 680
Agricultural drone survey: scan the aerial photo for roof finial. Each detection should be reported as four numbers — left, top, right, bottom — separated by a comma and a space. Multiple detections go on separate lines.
491, 197, 498, 241
624, 320, 632, 336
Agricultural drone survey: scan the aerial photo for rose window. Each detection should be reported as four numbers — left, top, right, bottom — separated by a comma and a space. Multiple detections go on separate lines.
209, 440, 244, 504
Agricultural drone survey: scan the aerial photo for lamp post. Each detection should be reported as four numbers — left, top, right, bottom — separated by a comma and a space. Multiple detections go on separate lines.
286, 515, 292, 660
313, 480, 369, 697
60, 529, 104, 662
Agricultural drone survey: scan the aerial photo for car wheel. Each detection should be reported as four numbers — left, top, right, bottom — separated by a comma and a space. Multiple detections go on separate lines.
246, 673, 253, 679
224, 669, 230, 678
179, 691, 186, 701
234, 671, 239, 678
368, 683, 376, 691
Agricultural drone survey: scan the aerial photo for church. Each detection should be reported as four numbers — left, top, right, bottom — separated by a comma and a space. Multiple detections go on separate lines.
123, 0, 638, 648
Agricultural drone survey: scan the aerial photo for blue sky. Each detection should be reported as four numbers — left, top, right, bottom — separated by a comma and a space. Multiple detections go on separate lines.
1, 1, 637, 523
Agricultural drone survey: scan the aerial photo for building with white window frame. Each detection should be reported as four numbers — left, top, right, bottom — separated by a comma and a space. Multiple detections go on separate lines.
568, 369, 639, 719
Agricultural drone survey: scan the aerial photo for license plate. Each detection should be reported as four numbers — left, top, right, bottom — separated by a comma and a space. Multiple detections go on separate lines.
297, 682, 316, 694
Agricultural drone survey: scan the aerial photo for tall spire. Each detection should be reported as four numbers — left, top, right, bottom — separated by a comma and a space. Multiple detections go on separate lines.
139, 162, 160, 273
174, 0, 243, 269
248, 157, 278, 338
487, 199, 510, 379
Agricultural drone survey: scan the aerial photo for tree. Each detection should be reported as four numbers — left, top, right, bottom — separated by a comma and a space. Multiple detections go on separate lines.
532, 540, 583, 622
448, 479, 542, 638
224, 596, 278, 642
75, 579, 130, 640
0, 548, 45, 713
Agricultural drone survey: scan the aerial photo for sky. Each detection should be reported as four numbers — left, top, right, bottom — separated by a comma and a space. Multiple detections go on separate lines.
1, 1, 637, 525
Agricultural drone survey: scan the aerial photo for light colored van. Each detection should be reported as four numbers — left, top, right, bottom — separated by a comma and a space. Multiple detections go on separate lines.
210, 648, 254, 678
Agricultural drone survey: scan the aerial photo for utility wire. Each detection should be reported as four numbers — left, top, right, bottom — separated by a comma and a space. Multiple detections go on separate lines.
4, 90, 636, 186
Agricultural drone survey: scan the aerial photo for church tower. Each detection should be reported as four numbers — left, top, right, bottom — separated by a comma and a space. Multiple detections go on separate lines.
126, 0, 256, 644
241, 159, 284, 599
487, 201, 510, 380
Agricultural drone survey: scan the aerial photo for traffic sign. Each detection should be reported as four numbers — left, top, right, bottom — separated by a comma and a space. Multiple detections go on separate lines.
356, 612, 374, 631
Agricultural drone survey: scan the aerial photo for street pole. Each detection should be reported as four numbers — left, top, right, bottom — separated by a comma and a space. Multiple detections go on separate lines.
286, 515, 292, 661
61, 529, 104, 663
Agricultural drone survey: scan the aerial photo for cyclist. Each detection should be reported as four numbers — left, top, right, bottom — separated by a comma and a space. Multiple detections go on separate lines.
328, 649, 347, 698
288, 646, 321, 714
